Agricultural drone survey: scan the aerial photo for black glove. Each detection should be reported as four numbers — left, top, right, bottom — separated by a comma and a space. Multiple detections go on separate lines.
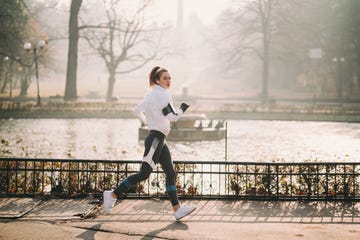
180, 102, 190, 112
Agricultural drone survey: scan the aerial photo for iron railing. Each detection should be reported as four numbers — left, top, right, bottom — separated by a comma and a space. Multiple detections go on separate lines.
0, 158, 359, 201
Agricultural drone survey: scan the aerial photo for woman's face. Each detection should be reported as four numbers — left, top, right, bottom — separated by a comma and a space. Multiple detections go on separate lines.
156, 71, 171, 89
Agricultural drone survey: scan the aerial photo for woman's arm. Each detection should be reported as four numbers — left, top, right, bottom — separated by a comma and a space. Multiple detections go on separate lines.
162, 102, 189, 122
133, 100, 147, 125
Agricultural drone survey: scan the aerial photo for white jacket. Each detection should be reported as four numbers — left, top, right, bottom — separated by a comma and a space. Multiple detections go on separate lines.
133, 84, 184, 136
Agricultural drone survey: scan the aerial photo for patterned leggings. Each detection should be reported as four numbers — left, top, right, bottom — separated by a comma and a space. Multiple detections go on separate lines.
113, 130, 179, 206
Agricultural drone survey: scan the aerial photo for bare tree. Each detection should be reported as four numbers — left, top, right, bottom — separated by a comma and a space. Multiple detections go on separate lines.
256, 0, 273, 103
0, 1, 29, 97
64, 0, 82, 101
0, 0, 49, 99
216, 0, 301, 104
81, 0, 161, 101
19, 65, 33, 97
274, 0, 360, 99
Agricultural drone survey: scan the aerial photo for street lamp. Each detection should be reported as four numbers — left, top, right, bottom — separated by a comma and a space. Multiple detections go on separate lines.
3, 57, 10, 97
332, 57, 345, 100
24, 40, 47, 106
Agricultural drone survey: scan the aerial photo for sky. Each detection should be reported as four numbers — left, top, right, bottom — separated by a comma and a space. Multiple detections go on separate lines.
55, 0, 233, 25
150, 0, 232, 25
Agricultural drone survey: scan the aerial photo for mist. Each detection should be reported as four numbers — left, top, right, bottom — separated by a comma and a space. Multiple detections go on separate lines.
1, 0, 360, 103
34, 0, 236, 99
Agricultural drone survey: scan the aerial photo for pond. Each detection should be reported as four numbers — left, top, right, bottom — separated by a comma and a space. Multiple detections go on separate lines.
0, 118, 359, 162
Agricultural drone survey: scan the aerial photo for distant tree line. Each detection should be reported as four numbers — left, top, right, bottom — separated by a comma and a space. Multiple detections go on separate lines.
1, 0, 163, 102
0, 0, 37, 98
215, 0, 360, 102
1, 0, 360, 103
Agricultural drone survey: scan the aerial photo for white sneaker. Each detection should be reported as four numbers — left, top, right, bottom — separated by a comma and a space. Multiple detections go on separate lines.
174, 205, 196, 221
103, 190, 116, 214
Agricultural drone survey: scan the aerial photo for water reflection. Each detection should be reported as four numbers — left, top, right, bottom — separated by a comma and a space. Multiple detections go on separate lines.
0, 119, 359, 162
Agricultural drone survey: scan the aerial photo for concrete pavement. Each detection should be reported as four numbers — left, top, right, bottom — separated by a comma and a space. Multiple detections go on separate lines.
1, 198, 360, 240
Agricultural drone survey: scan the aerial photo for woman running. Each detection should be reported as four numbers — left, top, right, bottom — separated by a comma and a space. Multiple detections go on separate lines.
103, 66, 196, 220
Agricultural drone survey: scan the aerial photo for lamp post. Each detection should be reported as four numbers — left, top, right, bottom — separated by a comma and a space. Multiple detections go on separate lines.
3, 56, 10, 98
24, 40, 46, 106
332, 57, 345, 100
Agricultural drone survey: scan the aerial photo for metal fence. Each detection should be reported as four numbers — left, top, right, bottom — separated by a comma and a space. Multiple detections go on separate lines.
0, 158, 359, 201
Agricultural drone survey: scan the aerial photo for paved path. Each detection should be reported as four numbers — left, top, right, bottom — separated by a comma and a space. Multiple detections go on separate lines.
1, 198, 360, 239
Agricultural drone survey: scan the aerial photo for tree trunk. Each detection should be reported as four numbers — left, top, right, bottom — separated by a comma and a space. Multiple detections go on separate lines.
1, 63, 11, 93
106, 71, 116, 102
20, 67, 32, 97
259, 0, 271, 104
64, 0, 82, 101
258, 24, 271, 105
261, 27, 270, 104
261, 37, 270, 104
355, 62, 360, 92
20, 77, 28, 96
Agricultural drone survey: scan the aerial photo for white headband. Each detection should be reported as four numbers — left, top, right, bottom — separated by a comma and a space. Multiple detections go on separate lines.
156, 68, 165, 74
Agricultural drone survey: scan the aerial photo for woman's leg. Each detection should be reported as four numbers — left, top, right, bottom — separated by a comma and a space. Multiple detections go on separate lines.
158, 144, 180, 210
104, 142, 154, 213
158, 143, 197, 220
113, 162, 152, 198
113, 132, 164, 198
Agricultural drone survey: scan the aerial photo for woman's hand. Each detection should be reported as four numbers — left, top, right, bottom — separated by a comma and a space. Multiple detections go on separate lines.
180, 103, 190, 112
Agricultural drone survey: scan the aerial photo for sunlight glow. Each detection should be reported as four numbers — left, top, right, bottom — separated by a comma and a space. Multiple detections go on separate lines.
151, 0, 232, 25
